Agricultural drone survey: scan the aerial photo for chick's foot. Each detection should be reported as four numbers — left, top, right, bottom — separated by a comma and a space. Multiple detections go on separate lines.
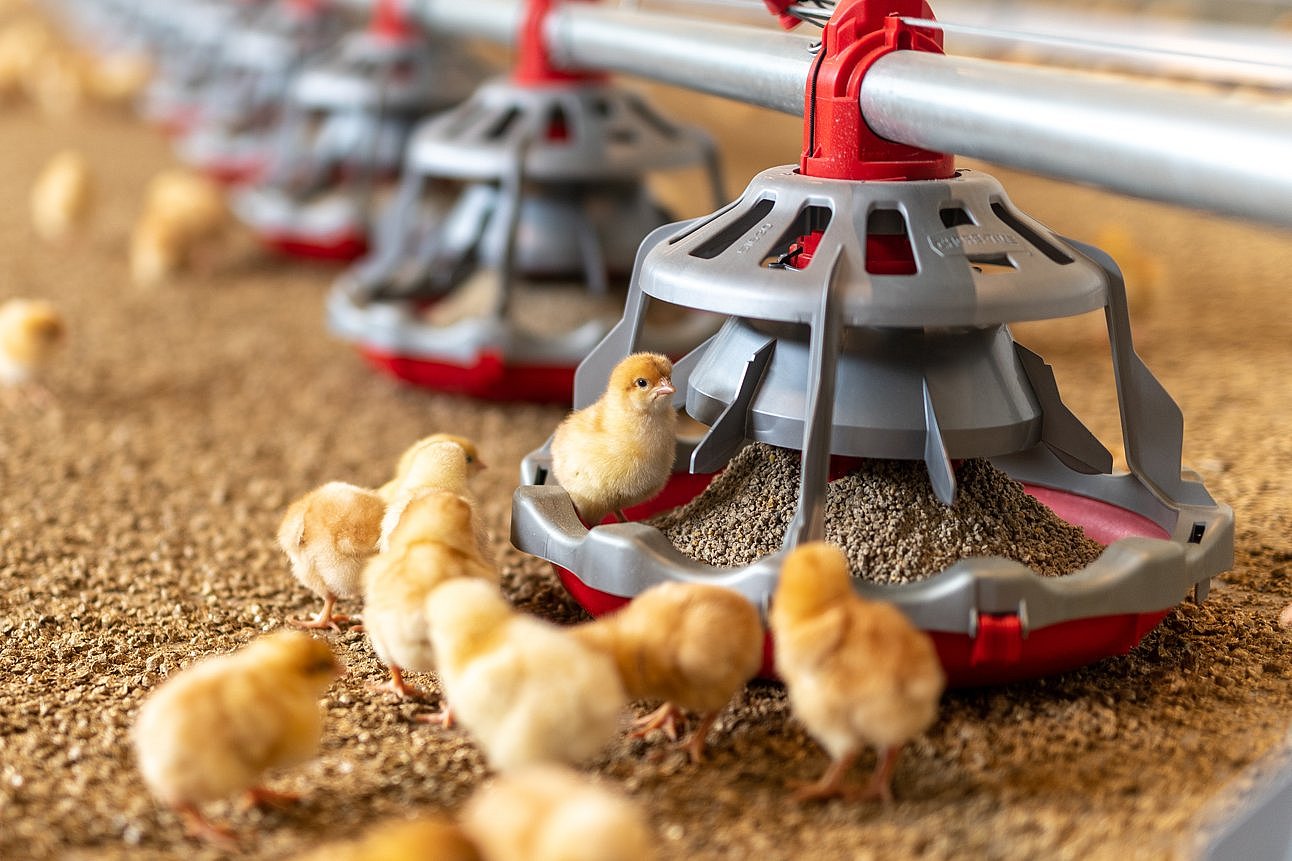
789, 750, 861, 803
242, 785, 300, 812
368, 666, 425, 700
630, 702, 686, 742
176, 804, 239, 848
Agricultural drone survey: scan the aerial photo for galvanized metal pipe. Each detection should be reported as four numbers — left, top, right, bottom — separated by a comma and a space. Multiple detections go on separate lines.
351, 0, 1292, 228
862, 50, 1292, 228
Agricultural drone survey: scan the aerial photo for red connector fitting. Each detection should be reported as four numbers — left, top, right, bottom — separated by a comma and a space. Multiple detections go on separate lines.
514, 0, 608, 86
371, 0, 415, 40
763, 0, 806, 31
800, 0, 954, 181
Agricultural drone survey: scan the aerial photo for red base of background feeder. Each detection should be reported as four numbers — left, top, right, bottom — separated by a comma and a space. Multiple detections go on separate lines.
360, 347, 578, 403
260, 230, 369, 261
551, 468, 1177, 687
200, 159, 265, 186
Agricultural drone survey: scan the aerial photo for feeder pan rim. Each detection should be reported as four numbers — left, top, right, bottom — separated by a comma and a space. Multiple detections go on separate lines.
233, 185, 365, 238
289, 31, 474, 113
511, 442, 1233, 636
640, 165, 1111, 328
325, 286, 721, 365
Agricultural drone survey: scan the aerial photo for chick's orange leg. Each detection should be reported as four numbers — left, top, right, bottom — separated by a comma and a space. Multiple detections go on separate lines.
368, 664, 425, 700
630, 702, 686, 742
682, 709, 721, 763
790, 750, 861, 803
857, 746, 901, 804
175, 803, 238, 848
289, 594, 357, 631
414, 702, 454, 729
242, 785, 300, 811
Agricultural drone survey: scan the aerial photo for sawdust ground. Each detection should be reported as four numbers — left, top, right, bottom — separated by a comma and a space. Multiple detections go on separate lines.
1, 84, 1291, 861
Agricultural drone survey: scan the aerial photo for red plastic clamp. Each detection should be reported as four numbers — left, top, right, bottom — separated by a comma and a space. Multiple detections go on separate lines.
514, 0, 608, 86
763, 0, 807, 31
371, 0, 415, 40
800, 0, 955, 181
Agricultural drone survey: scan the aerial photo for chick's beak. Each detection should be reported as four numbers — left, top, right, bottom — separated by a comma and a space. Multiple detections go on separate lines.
653, 378, 676, 400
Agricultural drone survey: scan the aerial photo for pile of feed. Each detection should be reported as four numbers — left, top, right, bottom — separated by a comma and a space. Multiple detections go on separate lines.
650, 444, 1105, 583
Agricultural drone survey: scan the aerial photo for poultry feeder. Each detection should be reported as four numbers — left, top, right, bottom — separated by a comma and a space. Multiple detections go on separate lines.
139, 0, 262, 133
325, 0, 726, 402
230, 0, 484, 260
511, 0, 1233, 685
177, 0, 348, 184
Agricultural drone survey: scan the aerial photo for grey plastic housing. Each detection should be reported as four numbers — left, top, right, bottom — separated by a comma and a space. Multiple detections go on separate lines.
511, 166, 1233, 635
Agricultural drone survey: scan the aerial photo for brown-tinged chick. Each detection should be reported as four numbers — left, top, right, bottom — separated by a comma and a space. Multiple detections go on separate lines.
30, 149, 92, 243
426, 578, 626, 771
550, 352, 677, 525
289, 818, 480, 861
133, 631, 343, 846
278, 481, 385, 630
130, 169, 230, 285
461, 766, 655, 861
572, 582, 763, 762
0, 298, 65, 406
770, 542, 945, 803
378, 439, 491, 563
377, 432, 486, 501
363, 490, 497, 700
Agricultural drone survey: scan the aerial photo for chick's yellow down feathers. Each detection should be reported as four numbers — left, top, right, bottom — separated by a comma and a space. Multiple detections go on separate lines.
377, 439, 492, 564
771, 542, 945, 803
573, 582, 763, 762
278, 481, 385, 630
377, 432, 485, 502
0, 298, 65, 408
550, 353, 677, 525
426, 578, 626, 771
461, 766, 656, 861
30, 149, 92, 242
289, 818, 481, 861
133, 631, 342, 844
363, 490, 497, 699
130, 169, 230, 286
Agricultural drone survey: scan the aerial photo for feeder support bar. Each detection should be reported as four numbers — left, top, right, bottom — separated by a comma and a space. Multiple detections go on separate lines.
379, 0, 1292, 228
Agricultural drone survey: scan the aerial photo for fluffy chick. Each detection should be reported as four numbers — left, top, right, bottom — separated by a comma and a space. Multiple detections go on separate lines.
572, 582, 763, 762
130, 169, 229, 286
278, 481, 385, 630
30, 149, 92, 243
377, 439, 491, 563
461, 766, 656, 861
377, 432, 485, 502
133, 631, 343, 845
425, 578, 626, 771
0, 298, 65, 406
289, 818, 480, 861
550, 352, 677, 525
363, 490, 497, 700
770, 542, 945, 803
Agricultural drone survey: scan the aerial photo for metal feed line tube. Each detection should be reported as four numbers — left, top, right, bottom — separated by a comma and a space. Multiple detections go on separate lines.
367, 0, 1292, 228
861, 51, 1292, 228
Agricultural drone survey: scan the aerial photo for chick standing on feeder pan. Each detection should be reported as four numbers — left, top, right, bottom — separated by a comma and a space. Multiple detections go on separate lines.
425, 578, 627, 771
364, 490, 497, 701
30, 149, 92, 243
0, 297, 65, 408
770, 542, 945, 803
460, 765, 657, 861
572, 581, 764, 762
132, 631, 343, 846
278, 481, 386, 630
550, 352, 677, 525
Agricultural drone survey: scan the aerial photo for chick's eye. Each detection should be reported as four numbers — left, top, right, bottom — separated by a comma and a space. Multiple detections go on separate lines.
635, 378, 648, 388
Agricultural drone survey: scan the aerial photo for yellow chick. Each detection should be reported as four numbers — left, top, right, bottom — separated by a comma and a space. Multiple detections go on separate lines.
550, 353, 677, 525
378, 432, 486, 502
278, 481, 386, 630
130, 169, 230, 286
289, 818, 481, 861
0, 298, 65, 407
363, 490, 497, 700
461, 765, 656, 861
572, 582, 763, 762
82, 52, 151, 105
133, 631, 343, 845
21, 47, 83, 117
0, 18, 51, 101
425, 578, 627, 771
30, 150, 93, 243
770, 542, 945, 803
